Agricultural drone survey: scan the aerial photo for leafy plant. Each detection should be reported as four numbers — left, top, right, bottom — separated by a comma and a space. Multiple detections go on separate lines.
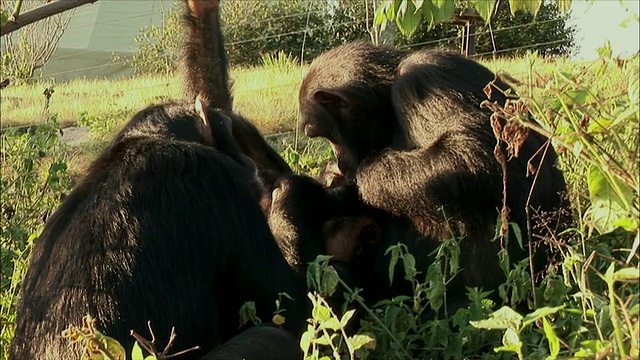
112, 1, 182, 75
0, 116, 71, 358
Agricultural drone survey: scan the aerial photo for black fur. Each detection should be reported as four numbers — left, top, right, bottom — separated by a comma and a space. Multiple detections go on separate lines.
9, 102, 304, 360
299, 41, 570, 307
180, 1, 380, 285
182, 0, 292, 193
202, 323, 301, 360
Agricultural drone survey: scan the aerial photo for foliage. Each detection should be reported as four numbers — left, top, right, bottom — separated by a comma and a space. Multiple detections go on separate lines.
392, 1, 576, 56
0, 0, 74, 80
116, 0, 378, 71
62, 315, 127, 360
222, 0, 359, 66
112, 1, 182, 75
475, 1, 576, 56
116, 0, 575, 76
77, 106, 129, 138
375, 0, 574, 37
0, 116, 71, 359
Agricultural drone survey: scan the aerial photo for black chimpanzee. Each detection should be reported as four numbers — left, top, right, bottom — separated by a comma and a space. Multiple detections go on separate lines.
202, 323, 301, 360
181, 0, 381, 275
9, 99, 305, 360
267, 174, 382, 274
299, 41, 570, 309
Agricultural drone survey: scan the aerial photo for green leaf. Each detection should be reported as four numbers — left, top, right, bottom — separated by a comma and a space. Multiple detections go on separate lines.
412, 0, 425, 9
560, 89, 590, 107
494, 328, 522, 354
543, 277, 569, 303
612, 217, 639, 232
597, 40, 613, 59
340, 309, 356, 328
508, 0, 542, 16
543, 317, 560, 359
501, 327, 522, 348
579, 339, 611, 354
101, 335, 126, 360
0, 9, 9, 27
319, 318, 340, 331
586, 165, 635, 234
321, 265, 339, 296
398, 0, 408, 17
522, 305, 565, 326
239, 301, 261, 326
312, 303, 331, 322
396, 0, 423, 37
470, 306, 523, 330
613, 267, 640, 282
131, 342, 144, 360
509, 221, 523, 250
313, 334, 333, 346
474, 0, 498, 22
433, 0, 456, 22
494, 344, 521, 354
349, 334, 376, 351
425, 263, 445, 311
386, 245, 400, 285
402, 253, 417, 281
628, 75, 639, 105
300, 330, 314, 352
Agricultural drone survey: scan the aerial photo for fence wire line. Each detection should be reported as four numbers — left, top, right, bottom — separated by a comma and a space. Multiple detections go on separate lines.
401, 17, 564, 49
26, 15, 565, 81
3, 38, 570, 111
2, 14, 577, 130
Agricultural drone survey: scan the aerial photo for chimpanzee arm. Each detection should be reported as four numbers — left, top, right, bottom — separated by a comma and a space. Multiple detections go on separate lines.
231, 114, 293, 188
354, 51, 511, 235
355, 129, 503, 235
182, 0, 292, 189
182, 0, 232, 112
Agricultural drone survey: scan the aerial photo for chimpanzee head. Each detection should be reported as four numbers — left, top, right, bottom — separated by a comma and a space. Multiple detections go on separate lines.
113, 98, 236, 150
298, 42, 406, 177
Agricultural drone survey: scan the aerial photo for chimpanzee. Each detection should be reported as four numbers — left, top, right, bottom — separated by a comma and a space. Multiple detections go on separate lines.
202, 323, 301, 360
267, 174, 382, 274
299, 41, 570, 308
181, 0, 382, 278
9, 99, 305, 360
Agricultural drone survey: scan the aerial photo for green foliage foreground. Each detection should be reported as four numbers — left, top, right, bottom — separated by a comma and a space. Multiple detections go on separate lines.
1, 53, 638, 360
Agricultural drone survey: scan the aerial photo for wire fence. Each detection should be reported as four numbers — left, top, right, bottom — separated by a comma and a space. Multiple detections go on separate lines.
0, 7, 578, 131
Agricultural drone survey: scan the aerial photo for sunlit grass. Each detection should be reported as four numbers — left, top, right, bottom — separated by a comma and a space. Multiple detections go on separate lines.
1, 55, 636, 137
1, 64, 306, 134
0, 74, 180, 129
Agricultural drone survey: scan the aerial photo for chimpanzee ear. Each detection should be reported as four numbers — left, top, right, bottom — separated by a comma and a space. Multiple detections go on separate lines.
312, 89, 350, 106
194, 95, 209, 126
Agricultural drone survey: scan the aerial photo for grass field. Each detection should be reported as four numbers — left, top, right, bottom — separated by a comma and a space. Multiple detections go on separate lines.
1, 55, 599, 135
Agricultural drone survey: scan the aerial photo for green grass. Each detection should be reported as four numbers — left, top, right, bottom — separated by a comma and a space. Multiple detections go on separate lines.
4, 55, 628, 136
1, 64, 306, 135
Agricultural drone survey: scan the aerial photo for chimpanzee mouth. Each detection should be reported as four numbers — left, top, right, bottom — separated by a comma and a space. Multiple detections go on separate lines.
332, 145, 356, 179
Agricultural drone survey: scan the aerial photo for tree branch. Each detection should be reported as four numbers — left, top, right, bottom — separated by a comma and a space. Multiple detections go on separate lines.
1, 0, 98, 36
